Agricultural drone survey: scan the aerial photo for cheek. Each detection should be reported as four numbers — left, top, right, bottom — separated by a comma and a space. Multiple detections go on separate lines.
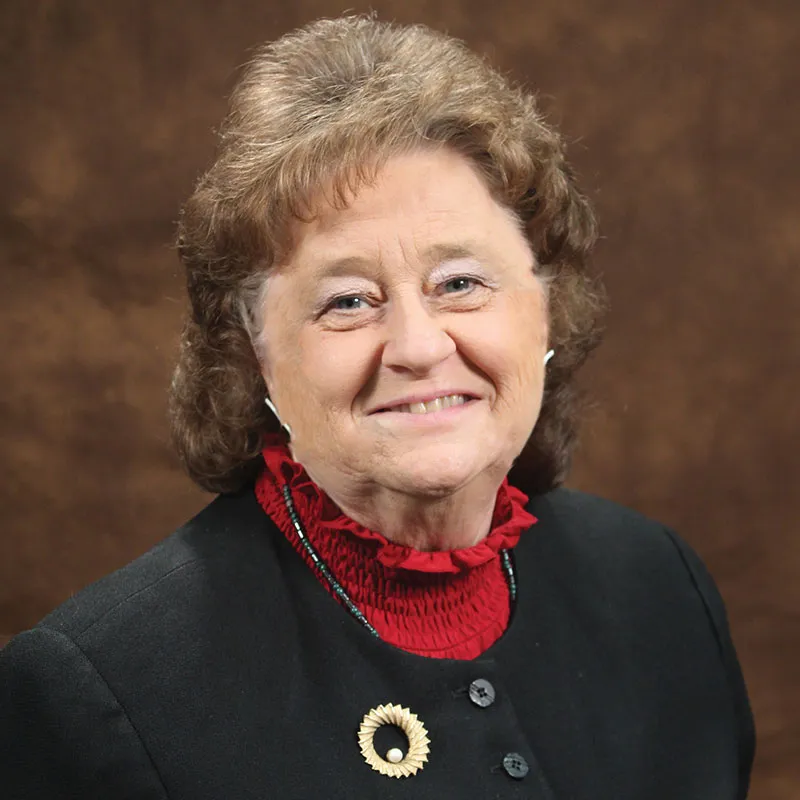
461, 293, 547, 395
290, 329, 377, 414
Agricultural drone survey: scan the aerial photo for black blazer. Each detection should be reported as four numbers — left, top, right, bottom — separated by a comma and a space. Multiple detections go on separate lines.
1, 488, 754, 799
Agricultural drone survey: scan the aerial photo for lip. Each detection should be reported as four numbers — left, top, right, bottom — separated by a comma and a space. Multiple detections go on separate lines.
366, 390, 480, 414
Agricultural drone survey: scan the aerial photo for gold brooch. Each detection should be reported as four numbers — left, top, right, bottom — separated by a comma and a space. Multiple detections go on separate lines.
357, 703, 431, 778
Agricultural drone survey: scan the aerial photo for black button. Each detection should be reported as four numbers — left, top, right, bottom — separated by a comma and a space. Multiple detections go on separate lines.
502, 752, 529, 780
468, 678, 496, 708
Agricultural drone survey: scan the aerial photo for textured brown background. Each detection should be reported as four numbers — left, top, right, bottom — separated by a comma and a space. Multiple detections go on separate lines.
1, 0, 798, 796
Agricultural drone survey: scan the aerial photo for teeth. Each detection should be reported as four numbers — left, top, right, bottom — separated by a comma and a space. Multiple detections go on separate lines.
395, 394, 467, 414
441, 395, 466, 409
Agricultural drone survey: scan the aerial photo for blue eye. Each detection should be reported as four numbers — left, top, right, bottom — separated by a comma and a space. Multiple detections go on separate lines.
443, 276, 475, 293
331, 295, 367, 311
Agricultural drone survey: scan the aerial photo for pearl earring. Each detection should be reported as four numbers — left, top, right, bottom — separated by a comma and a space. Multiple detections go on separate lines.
544, 349, 555, 366
264, 396, 292, 438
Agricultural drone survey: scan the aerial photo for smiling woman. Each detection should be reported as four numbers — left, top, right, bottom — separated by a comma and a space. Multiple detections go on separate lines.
171, 17, 603, 501
258, 148, 549, 547
0, 14, 754, 800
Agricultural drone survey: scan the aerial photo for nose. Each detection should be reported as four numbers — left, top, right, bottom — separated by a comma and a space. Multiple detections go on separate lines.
381, 294, 456, 374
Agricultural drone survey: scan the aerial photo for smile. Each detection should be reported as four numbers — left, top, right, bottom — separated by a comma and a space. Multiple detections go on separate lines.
372, 393, 479, 416
389, 394, 469, 414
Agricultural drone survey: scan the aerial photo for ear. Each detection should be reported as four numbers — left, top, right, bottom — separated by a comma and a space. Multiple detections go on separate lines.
249, 327, 272, 385
258, 358, 273, 394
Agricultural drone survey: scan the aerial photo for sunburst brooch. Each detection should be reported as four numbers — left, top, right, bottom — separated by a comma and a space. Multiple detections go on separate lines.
357, 703, 431, 778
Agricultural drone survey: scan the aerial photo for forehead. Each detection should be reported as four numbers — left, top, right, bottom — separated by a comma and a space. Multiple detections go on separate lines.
283, 148, 527, 267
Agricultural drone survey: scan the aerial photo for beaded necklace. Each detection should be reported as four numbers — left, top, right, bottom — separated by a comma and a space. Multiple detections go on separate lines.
281, 484, 518, 640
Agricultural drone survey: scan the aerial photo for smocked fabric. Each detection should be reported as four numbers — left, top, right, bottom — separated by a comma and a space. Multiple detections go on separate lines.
255, 438, 537, 659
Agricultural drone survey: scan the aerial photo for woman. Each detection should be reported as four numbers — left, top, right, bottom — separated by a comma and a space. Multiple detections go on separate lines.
1, 15, 753, 799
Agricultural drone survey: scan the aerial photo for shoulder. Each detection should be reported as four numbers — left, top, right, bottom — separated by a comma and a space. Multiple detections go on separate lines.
517, 489, 755, 784
527, 486, 663, 539
519, 488, 755, 793
522, 487, 731, 654
524, 487, 753, 719
37, 489, 274, 642
0, 490, 279, 797
525, 486, 677, 569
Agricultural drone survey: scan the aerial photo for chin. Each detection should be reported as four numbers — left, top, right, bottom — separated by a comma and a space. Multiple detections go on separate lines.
382, 446, 498, 499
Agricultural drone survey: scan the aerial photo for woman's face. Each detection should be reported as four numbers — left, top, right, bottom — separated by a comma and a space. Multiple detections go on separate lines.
259, 147, 548, 501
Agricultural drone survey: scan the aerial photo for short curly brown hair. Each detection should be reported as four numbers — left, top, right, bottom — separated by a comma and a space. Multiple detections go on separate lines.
171, 15, 605, 495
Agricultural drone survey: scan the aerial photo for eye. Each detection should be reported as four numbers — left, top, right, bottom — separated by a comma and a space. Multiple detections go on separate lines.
330, 294, 369, 311
441, 276, 477, 293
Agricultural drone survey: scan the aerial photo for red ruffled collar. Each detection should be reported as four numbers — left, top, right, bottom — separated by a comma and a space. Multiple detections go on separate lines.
254, 439, 538, 659
257, 438, 536, 575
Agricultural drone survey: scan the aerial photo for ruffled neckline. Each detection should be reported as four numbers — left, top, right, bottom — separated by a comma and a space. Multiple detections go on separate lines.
258, 438, 536, 575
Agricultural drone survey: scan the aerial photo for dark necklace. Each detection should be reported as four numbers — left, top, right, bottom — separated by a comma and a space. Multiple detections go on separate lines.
281, 484, 518, 640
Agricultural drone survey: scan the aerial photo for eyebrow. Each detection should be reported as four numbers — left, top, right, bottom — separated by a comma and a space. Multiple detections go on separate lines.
423, 242, 483, 263
313, 242, 487, 278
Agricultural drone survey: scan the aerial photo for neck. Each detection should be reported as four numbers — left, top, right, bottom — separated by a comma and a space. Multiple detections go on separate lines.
304, 471, 502, 552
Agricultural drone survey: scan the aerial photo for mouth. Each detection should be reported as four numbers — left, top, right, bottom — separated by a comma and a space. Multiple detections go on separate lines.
372, 393, 478, 416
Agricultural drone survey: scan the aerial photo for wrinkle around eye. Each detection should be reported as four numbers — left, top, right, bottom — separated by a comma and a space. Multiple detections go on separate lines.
315, 291, 380, 317
316, 295, 383, 330
433, 276, 495, 310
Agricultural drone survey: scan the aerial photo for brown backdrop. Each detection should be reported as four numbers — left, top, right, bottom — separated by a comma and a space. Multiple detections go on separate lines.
1, 1, 798, 796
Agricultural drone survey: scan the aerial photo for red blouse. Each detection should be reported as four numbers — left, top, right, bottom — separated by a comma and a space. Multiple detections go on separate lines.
255, 440, 537, 660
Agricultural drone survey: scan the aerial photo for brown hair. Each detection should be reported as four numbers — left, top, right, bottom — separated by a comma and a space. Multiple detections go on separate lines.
172, 15, 605, 495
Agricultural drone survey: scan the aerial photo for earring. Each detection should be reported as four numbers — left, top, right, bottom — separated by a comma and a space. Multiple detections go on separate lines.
544, 349, 555, 366
264, 396, 292, 439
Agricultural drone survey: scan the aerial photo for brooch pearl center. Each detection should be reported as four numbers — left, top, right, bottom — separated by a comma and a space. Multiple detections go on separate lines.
386, 747, 404, 763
